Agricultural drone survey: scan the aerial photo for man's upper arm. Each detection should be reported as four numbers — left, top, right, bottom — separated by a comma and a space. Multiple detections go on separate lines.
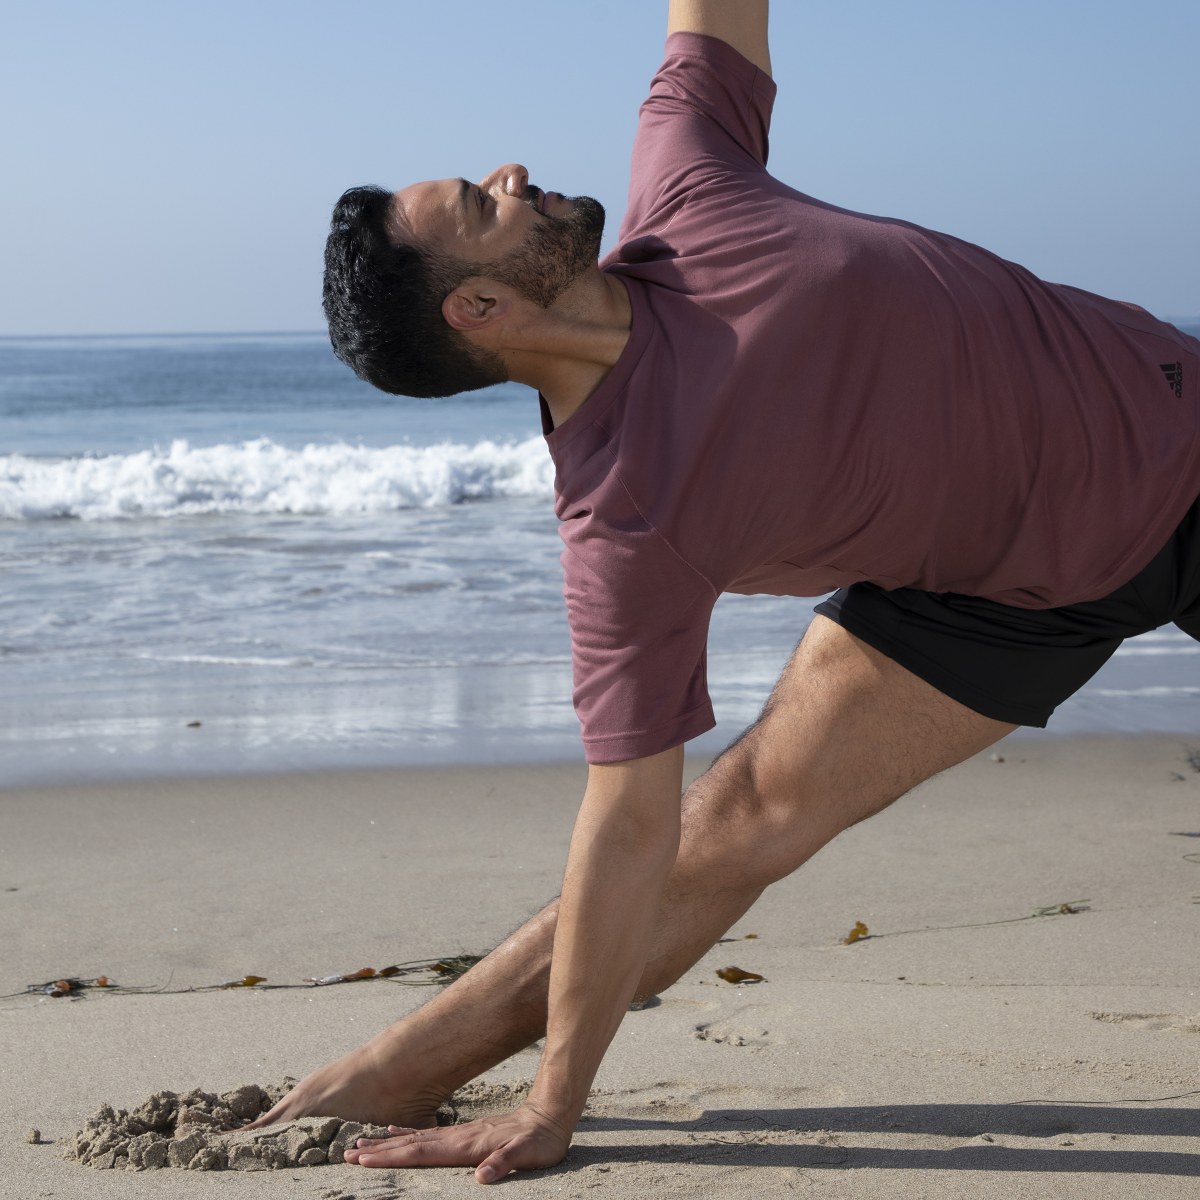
667, 0, 771, 77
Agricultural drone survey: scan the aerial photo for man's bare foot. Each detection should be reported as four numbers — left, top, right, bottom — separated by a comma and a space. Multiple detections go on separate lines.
242, 1041, 448, 1131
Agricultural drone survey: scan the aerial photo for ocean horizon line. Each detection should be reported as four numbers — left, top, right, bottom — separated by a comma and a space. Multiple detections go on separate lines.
0, 329, 328, 343
3, 317, 1198, 343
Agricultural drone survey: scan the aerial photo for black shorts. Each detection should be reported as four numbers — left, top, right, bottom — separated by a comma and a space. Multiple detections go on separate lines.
813, 494, 1200, 727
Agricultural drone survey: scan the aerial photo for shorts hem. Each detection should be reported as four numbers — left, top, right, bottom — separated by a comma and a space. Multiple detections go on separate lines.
813, 598, 1053, 728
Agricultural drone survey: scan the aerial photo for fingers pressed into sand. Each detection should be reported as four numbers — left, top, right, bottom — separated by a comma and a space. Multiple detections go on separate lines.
346, 1128, 418, 1152
344, 1128, 462, 1167
345, 1109, 570, 1182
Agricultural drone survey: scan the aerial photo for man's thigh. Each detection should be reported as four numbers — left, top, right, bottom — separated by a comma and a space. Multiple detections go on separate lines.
724, 615, 1016, 844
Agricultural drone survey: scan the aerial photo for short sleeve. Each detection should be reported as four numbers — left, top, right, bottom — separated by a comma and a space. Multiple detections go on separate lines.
560, 497, 717, 765
621, 32, 778, 237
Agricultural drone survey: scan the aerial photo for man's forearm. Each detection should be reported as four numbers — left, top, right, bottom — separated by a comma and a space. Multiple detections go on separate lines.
527, 748, 684, 1127
668, 0, 771, 77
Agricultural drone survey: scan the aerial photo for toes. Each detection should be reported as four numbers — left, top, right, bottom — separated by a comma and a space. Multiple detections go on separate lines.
241, 1101, 288, 1131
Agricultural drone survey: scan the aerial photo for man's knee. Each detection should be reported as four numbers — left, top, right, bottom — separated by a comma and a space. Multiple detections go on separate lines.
681, 617, 1011, 886
682, 719, 853, 888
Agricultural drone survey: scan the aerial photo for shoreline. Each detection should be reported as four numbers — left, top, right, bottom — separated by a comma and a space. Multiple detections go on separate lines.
3, 736, 1198, 1196
2, 722, 1198, 794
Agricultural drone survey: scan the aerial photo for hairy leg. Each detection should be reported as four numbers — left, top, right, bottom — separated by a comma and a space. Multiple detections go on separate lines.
251, 617, 1014, 1128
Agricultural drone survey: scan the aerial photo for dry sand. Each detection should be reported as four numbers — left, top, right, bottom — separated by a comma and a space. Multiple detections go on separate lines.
1, 736, 1198, 1198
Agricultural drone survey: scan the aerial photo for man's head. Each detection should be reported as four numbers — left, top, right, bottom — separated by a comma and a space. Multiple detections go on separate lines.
323, 164, 605, 398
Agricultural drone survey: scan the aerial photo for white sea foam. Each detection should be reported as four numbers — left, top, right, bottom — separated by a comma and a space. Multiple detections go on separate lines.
138, 653, 317, 668
0, 437, 555, 520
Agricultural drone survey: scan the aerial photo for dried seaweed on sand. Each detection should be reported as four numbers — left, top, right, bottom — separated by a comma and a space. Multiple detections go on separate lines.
3, 953, 488, 1003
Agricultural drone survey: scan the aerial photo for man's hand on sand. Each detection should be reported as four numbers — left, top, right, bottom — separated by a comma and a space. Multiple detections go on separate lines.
344, 1104, 572, 1184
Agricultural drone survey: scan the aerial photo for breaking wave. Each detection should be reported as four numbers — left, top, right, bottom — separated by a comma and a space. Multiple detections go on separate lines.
0, 437, 555, 520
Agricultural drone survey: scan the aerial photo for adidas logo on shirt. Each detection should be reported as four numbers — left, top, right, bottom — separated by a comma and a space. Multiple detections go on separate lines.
1160, 361, 1184, 398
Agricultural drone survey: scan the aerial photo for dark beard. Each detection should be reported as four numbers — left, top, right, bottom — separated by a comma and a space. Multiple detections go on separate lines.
489, 195, 606, 307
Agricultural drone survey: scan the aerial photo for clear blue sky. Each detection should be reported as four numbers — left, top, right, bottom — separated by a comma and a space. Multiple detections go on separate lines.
3, 0, 1196, 336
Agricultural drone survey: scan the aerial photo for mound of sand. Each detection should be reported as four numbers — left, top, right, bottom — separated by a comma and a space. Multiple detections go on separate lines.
69, 1082, 392, 1172
68, 1079, 535, 1172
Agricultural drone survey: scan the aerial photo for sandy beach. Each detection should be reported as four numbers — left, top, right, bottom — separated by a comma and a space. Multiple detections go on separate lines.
2, 735, 1198, 1198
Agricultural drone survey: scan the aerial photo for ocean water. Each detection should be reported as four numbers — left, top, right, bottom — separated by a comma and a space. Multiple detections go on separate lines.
2, 331, 1198, 787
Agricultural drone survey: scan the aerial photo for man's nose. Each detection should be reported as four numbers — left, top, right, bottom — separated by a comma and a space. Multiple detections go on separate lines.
479, 163, 529, 199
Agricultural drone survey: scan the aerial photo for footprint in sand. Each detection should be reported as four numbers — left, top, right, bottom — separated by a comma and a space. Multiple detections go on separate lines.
692, 1023, 770, 1048
319, 1177, 404, 1200
1090, 1011, 1200, 1033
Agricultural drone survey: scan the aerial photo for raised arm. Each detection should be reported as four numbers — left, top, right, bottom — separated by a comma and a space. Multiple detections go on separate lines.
668, 0, 771, 76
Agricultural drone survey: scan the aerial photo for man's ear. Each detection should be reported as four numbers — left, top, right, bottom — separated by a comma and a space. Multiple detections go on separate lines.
442, 279, 510, 334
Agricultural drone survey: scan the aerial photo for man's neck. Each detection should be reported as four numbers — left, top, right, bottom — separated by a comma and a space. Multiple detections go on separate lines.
507, 271, 632, 430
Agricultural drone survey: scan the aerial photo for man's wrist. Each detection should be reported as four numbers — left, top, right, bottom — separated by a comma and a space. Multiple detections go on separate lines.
520, 1091, 582, 1140
527, 1036, 605, 1125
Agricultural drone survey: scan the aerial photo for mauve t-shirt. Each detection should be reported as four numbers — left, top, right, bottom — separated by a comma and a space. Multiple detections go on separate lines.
543, 33, 1200, 764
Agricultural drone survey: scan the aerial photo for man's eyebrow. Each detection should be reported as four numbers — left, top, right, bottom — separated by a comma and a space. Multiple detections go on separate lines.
457, 178, 472, 210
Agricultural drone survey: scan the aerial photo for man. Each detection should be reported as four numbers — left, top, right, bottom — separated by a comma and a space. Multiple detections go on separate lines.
249, 0, 1200, 1183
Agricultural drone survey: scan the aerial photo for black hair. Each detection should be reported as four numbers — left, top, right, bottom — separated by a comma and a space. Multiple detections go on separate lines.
322, 185, 506, 398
